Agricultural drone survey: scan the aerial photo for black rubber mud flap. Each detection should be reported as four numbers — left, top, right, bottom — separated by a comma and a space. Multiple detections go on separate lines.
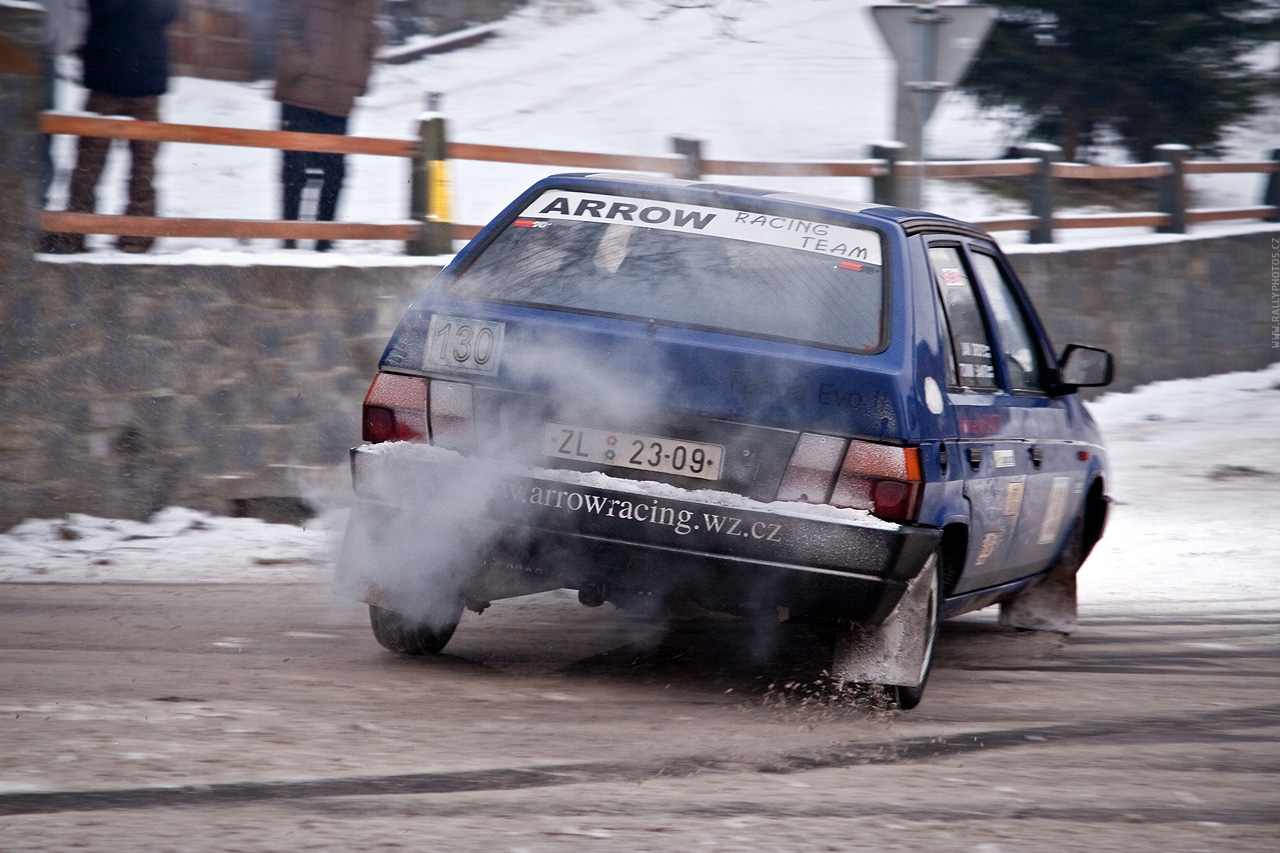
831, 551, 940, 697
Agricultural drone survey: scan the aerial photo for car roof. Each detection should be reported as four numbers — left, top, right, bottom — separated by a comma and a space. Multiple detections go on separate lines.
541, 171, 994, 241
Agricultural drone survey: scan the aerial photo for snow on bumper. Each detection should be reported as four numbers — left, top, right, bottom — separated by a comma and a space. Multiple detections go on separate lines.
340, 443, 941, 621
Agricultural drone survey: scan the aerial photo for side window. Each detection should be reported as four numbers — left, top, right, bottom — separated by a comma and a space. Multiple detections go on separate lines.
970, 252, 1045, 393
928, 245, 998, 391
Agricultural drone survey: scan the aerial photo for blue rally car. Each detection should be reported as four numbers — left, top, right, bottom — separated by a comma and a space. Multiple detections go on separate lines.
337, 173, 1113, 708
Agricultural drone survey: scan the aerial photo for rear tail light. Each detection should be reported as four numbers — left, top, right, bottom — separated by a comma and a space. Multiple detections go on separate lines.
831, 440, 923, 522
427, 380, 476, 453
361, 374, 477, 452
777, 433, 923, 522
776, 434, 848, 503
362, 373, 428, 443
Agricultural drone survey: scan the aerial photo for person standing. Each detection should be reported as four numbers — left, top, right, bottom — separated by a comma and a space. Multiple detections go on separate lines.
273, 0, 381, 251
47, 0, 182, 254
38, 0, 87, 210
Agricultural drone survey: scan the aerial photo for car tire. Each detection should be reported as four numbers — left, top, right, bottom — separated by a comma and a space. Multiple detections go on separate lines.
368, 603, 461, 655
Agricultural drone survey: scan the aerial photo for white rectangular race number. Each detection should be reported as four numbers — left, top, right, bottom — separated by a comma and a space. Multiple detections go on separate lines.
423, 315, 504, 374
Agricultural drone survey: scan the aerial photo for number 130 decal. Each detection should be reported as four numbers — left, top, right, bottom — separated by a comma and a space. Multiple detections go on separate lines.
423, 314, 505, 374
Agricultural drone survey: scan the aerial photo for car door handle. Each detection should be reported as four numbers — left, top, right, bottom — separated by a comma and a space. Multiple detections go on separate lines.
967, 448, 982, 471
1029, 445, 1044, 469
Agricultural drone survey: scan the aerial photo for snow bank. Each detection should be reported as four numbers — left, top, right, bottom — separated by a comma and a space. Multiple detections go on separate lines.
1076, 363, 1280, 613
0, 507, 337, 584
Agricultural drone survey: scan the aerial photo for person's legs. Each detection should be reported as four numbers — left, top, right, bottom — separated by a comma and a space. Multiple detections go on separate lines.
65, 129, 109, 216
313, 151, 345, 251
282, 149, 307, 217
311, 112, 348, 251
117, 95, 160, 253
315, 151, 346, 220
280, 103, 317, 247
47, 91, 115, 253
279, 105, 347, 249
282, 149, 307, 216
39, 49, 56, 209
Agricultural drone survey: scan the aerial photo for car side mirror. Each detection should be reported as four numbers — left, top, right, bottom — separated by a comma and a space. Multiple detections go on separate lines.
1056, 344, 1114, 392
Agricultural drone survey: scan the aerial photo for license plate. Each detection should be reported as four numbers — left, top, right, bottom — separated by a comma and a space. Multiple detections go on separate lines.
544, 423, 723, 481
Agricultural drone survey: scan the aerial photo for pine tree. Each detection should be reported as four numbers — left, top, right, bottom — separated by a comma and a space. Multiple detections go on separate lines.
960, 0, 1280, 161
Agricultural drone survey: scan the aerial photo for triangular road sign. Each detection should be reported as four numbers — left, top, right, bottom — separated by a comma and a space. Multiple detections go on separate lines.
871, 4, 997, 122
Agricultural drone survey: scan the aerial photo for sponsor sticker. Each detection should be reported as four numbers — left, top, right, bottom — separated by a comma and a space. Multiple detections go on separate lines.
495, 480, 784, 543
522, 190, 883, 266
976, 531, 1001, 565
1003, 481, 1025, 516
1038, 476, 1072, 545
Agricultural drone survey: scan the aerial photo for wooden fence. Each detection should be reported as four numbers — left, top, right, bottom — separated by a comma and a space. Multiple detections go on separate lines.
39, 113, 421, 247
39, 112, 1280, 254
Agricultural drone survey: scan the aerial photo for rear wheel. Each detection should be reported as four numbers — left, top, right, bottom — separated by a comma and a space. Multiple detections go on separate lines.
368, 603, 462, 655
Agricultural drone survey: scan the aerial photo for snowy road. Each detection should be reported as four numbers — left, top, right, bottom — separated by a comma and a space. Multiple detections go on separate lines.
0, 579, 1276, 851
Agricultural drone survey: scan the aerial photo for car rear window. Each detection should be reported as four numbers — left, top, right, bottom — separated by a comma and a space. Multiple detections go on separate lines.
448, 190, 886, 352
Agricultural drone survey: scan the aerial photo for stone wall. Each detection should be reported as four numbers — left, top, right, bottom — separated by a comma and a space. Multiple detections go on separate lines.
0, 259, 439, 530
2, 227, 1276, 531
1005, 229, 1280, 394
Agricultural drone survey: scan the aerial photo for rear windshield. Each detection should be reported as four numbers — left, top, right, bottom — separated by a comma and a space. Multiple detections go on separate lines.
448, 189, 886, 352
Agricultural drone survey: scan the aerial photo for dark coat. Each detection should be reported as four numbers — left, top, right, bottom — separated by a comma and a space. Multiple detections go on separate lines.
273, 0, 380, 118
80, 0, 182, 98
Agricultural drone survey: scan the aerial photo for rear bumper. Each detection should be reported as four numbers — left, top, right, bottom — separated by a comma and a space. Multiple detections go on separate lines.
338, 444, 941, 623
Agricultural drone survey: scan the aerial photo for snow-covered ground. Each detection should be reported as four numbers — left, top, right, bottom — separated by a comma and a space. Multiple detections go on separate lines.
43, 0, 1280, 259
1078, 364, 1280, 614
4, 364, 1279, 625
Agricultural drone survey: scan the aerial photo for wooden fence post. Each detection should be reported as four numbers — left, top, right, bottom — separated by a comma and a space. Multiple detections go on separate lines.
1017, 143, 1061, 244
871, 142, 905, 207
1154, 143, 1189, 234
409, 94, 453, 256
1264, 148, 1280, 223
670, 136, 701, 179
671, 137, 703, 180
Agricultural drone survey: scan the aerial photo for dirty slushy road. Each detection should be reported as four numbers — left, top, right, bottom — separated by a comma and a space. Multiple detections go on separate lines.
1, 578, 1276, 852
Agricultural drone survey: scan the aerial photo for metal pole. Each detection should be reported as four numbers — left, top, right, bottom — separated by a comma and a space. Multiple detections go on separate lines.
916, 5, 939, 210
900, 4, 946, 210
409, 92, 453, 256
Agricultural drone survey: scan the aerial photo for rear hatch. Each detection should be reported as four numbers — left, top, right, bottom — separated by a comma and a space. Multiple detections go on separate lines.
374, 181, 919, 516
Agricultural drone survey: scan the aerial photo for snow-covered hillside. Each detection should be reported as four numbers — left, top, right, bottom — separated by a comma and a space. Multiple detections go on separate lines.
43, 0, 1280, 257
